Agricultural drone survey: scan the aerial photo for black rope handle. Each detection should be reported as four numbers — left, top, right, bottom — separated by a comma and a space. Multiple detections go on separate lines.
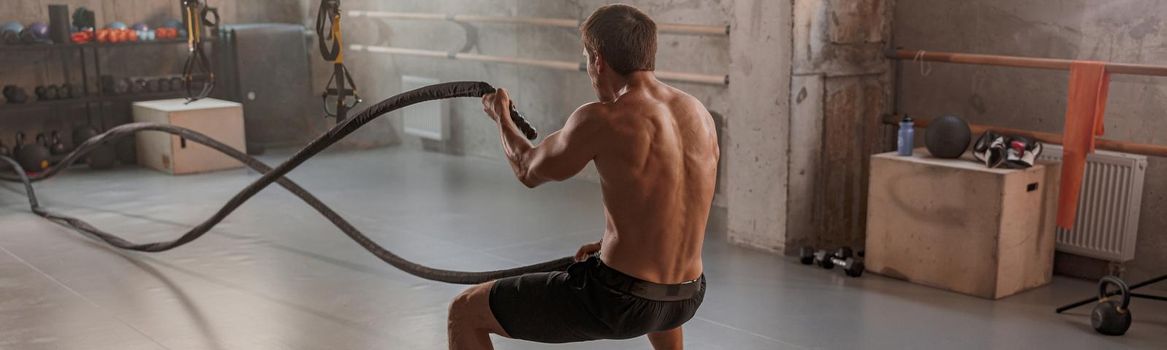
0, 82, 557, 285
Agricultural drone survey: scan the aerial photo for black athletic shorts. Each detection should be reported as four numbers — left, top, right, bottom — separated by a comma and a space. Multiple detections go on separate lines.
489, 256, 705, 343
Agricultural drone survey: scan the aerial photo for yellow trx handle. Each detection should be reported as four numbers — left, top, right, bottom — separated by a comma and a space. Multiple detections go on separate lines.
331, 12, 344, 63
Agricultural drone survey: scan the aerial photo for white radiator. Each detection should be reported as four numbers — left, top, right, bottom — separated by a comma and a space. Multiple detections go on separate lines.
401, 75, 445, 140
1038, 145, 1147, 262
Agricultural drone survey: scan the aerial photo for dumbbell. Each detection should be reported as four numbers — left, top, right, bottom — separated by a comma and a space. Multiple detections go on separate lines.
822, 247, 864, 278
799, 246, 816, 265
799, 246, 836, 267
801, 246, 864, 277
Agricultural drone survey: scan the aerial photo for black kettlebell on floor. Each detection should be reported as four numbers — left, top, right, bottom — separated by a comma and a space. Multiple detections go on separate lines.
49, 131, 67, 156
14, 132, 50, 172
1092, 276, 1132, 336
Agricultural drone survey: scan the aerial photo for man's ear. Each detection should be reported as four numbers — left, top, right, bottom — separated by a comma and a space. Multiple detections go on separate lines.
592, 52, 605, 74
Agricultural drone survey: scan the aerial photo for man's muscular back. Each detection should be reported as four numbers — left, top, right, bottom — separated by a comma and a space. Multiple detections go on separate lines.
590, 81, 719, 285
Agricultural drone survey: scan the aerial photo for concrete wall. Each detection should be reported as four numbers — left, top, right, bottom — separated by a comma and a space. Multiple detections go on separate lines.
894, 0, 1167, 285
786, 0, 894, 252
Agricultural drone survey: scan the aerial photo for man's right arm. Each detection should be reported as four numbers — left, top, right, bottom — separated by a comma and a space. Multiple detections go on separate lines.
484, 90, 606, 188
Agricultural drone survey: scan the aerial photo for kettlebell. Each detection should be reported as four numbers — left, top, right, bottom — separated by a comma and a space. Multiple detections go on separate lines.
45, 85, 61, 100
1091, 276, 1132, 336
113, 78, 130, 95
4, 85, 29, 104
35, 86, 48, 100
72, 126, 99, 148
60, 83, 78, 99
14, 132, 50, 172
86, 127, 116, 170
72, 126, 99, 165
49, 131, 67, 155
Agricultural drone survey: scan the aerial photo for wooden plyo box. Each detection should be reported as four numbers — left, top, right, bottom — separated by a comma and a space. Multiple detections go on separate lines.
132, 98, 246, 175
865, 149, 1060, 299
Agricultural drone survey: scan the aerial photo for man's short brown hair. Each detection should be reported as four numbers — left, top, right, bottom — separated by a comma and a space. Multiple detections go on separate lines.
581, 4, 657, 75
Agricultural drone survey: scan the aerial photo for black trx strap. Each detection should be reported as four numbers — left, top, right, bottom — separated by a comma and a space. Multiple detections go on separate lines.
181, 0, 219, 103
316, 0, 361, 121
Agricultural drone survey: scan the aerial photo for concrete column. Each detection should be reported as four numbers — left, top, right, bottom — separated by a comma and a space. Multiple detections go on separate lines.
725, 0, 794, 252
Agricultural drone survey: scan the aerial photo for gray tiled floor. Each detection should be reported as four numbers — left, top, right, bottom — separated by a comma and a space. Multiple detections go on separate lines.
1, 147, 1165, 349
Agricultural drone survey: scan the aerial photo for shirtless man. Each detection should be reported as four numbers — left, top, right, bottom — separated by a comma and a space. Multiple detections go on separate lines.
447, 4, 719, 349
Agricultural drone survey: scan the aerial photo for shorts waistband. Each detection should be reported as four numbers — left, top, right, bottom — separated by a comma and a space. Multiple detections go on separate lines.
586, 258, 704, 302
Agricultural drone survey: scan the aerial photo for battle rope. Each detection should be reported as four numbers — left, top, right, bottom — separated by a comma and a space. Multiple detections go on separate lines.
181, 0, 219, 102
0, 81, 558, 284
316, 0, 361, 121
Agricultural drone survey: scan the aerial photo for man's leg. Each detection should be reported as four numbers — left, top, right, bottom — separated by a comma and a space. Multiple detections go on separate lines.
448, 281, 509, 350
647, 327, 683, 350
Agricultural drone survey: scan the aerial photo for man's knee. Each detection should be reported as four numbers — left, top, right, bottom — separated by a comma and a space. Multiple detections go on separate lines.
447, 283, 495, 332
448, 289, 475, 326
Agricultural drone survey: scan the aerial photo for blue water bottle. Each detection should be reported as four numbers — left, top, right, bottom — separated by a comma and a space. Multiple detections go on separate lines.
897, 115, 915, 156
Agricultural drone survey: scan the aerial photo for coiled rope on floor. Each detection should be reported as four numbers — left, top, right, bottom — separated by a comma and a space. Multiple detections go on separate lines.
0, 81, 574, 284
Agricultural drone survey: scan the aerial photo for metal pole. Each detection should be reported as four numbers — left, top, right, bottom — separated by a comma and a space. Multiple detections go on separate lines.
888, 49, 1167, 77
349, 10, 729, 36
354, 45, 730, 86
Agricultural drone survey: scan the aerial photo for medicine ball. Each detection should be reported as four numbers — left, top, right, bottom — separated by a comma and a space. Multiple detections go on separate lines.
14, 132, 50, 172
2, 22, 24, 44
25, 22, 50, 42
925, 115, 972, 159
